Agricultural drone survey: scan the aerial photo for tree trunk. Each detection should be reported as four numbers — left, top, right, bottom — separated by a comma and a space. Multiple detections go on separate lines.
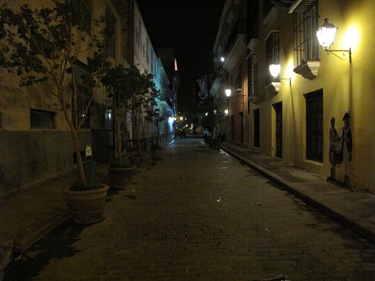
71, 127, 87, 187
61, 99, 87, 187
135, 112, 141, 156
113, 104, 122, 166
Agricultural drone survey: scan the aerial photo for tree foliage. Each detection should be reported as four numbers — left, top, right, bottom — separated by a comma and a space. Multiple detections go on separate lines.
145, 107, 165, 147
200, 96, 226, 135
102, 65, 160, 158
0, 0, 107, 188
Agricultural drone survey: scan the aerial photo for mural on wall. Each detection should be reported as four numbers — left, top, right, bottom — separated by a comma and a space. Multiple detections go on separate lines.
329, 117, 341, 179
342, 112, 353, 185
327, 112, 352, 189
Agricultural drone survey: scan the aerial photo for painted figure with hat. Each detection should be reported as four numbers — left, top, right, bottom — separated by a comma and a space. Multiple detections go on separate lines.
328, 117, 341, 180
342, 112, 352, 186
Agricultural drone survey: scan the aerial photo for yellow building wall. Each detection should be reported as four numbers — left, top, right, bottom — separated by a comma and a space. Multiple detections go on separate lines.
253, 9, 295, 159
303, 0, 375, 191
252, 0, 375, 192
227, 55, 249, 146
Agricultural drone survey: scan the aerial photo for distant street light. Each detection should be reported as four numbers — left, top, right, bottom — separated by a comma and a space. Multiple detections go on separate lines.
225, 89, 232, 97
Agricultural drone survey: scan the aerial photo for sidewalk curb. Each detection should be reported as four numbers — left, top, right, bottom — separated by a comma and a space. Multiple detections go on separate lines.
221, 146, 375, 244
0, 208, 71, 281
13, 208, 71, 254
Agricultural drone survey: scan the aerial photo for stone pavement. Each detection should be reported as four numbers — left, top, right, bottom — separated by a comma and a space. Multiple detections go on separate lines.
0, 171, 73, 280
0, 166, 109, 280
1, 139, 375, 279
220, 143, 375, 244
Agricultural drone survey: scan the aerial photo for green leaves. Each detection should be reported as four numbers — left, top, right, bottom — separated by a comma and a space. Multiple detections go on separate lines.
0, 0, 108, 127
0, 0, 97, 79
101, 64, 160, 115
101, 63, 160, 157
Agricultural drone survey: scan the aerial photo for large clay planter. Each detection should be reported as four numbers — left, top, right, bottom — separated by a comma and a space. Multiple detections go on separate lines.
108, 166, 137, 189
209, 139, 221, 150
129, 154, 150, 171
64, 184, 109, 224
151, 147, 164, 161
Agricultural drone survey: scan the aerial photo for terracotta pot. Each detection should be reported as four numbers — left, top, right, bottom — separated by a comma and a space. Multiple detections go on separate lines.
129, 154, 151, 171
64, 184, 109, 224
151, 147, 164, 160
108, 166, 137, 189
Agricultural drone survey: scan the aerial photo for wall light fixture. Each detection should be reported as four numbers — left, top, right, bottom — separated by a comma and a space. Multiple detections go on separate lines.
316, 18, 352, 63
269, 64, 291, 92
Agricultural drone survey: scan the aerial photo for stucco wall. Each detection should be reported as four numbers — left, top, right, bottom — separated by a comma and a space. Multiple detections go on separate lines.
0, 130, 92, 197
250, 0, 375, 192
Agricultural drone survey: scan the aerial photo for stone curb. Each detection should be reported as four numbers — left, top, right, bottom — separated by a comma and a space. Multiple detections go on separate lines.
0, 239, 13, 281
0, 208, 71, 281
13, 208, 71, 254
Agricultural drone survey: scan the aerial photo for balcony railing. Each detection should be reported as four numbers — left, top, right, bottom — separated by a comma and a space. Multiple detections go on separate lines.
223, 19, 246, 57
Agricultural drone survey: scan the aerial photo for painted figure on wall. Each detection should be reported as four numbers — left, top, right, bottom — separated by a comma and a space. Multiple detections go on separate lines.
342, 112, 352, 186
328, 117, 341, 180
327, 112, 352, 188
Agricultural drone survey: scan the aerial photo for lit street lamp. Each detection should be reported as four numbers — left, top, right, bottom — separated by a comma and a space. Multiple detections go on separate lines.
225, 88, 232, 97
316, 18, 352, 63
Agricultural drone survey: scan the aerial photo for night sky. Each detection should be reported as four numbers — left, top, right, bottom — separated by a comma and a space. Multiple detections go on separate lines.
136, 0, 226, 113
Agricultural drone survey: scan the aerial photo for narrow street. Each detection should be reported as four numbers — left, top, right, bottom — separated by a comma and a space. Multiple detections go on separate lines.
5, 138, 375, 281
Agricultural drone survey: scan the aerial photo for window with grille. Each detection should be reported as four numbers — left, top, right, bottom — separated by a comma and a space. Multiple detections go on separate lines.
30, 109, 56, 129
248, 53, 259, 97
265, 32, 280, 85
104, 108, 113, 130
292, 0, 319, 67
305, 90, 323, 162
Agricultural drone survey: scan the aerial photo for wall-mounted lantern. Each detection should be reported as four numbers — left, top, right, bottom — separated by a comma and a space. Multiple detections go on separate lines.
268, 64, 291, 92
269, 63, 281, 79
316, 18, 352, 63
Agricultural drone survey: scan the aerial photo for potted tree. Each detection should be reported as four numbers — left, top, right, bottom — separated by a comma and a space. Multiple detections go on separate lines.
125, 66, 160, 170
146, 108, 166, 161
101, 65, 137, 189
0, 1, 110, 224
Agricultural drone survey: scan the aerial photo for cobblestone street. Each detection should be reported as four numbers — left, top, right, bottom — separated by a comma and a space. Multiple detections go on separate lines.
5, 138, 375, 281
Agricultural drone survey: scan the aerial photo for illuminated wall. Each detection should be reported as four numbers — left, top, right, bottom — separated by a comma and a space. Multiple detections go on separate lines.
133, 2, 174, 140
251, 0, 375, 192
133, 2, 152, 74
